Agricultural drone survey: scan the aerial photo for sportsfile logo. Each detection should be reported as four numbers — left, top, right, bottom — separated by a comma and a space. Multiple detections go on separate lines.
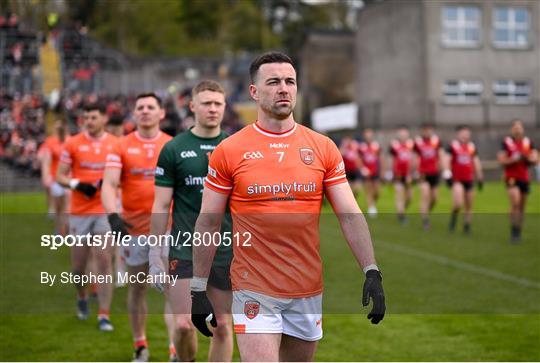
180, 150, 197, 158
243, 151, 264, 160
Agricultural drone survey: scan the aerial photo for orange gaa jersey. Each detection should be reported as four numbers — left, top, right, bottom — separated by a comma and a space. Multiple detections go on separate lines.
60, 131, 118, 215
39, 135, 65, 180
205, 122, 347, 298
105, 130, 171, 235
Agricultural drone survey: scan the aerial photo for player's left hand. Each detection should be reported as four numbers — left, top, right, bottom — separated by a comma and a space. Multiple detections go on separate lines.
362, 269, 386, 324
191, 290, 217, 337
148, 249, 166, 293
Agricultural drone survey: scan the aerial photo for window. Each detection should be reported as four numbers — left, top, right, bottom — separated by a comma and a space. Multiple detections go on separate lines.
493, 7, 530, 48
493, 80, 531, 104
443, 80, 483, 104
442, 6, 481, 47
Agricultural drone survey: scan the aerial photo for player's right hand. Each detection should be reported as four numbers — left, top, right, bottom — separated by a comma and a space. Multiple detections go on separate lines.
477, 180, 484, 191
75, 182, 98, 197
191, 290, 217, 337
362, 269, 386, 324
107, 213, 132, 236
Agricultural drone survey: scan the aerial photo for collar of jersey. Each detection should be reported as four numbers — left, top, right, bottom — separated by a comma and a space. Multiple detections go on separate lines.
135, 130, 161, 142
253, 122, 297, 138
84, 131, 107, 142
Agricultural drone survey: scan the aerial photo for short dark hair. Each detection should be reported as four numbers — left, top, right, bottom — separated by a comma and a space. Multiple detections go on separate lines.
135, 92, 162, 108
83, 102, 106, 114
192, 80, 225, 96
421, 122, 435, 129
456, 124, 469, 131
249, 51, 294, 83
511, 118, 523, 126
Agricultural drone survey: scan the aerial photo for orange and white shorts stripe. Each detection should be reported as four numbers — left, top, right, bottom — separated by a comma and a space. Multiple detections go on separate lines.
232, 289, 323, 341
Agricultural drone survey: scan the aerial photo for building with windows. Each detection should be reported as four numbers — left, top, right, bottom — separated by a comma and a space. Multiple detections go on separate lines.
355, 0, 540, 131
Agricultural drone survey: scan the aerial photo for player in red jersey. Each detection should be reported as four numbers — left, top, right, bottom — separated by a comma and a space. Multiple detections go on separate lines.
414, 123, 445, 229
388, 125, 414, 224
56, 103, 118, 331
444, 125, 483, 234
38, 119, 69, 235
101, 93, 174, 361
497, 119, 538, 243
189, 52, 385, 361
339, 135, 361, 196
357, 128, 381, 217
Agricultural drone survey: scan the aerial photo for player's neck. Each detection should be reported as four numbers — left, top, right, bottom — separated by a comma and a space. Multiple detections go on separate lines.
137, 126, 160, 139
86, 129, 105, 139
191, 124, 221, 138
256, 113, 295, 133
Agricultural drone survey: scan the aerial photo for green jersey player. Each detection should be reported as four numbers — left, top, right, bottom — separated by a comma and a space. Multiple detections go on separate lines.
149, 81, 233, 362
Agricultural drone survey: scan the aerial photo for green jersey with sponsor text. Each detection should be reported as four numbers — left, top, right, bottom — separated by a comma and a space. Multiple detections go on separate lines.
155, 129, 232, 265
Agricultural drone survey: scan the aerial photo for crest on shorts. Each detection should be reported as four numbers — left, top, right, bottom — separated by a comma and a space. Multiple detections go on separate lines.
299, 148, 314, 165
244, 300, 260, 319
169, 259, 178, 273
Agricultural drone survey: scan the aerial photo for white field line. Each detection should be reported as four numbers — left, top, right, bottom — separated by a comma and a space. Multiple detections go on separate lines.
377, 240, 540, 290
320, 229, 540, 290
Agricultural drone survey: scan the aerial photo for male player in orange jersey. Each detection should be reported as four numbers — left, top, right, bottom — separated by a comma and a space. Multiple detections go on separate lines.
190, 52, 386, 361
56, 103, 118, 331
101, 93, 175, 361
38, 119, 69, 235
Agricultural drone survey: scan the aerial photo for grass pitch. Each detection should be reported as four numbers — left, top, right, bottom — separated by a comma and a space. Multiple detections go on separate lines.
1, 182, 539, 361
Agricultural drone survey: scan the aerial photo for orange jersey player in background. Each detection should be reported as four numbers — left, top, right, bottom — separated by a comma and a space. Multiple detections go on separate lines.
56, 103, 118, 331
38, 119, 69, 235
101, 93, 175, 361
190, 52, 386, 362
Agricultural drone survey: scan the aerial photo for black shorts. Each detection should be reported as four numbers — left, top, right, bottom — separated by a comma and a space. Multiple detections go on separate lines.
346, 170, 360, 182
362, 174, 380, 182
169, 258, 231, 290
421, 173, 440, 187
506, 178, 530, 195
453, 180, 474, 191
394, 175, 411, 185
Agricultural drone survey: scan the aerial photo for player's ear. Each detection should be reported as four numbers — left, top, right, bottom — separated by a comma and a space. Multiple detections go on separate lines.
189, 100, 195, 113
159, 108, 165, 120
249, 84, 258, 102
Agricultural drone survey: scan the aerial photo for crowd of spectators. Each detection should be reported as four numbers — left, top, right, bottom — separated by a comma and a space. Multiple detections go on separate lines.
0, 12, 40, 95
0, 87, 245, 177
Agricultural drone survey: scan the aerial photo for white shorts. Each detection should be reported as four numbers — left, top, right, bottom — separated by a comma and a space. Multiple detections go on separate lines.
122, 234, 170, 267
122, 235, 149, 267
69, 215, 110, 235
50, 182, 66, 197
232, 290, 323, 341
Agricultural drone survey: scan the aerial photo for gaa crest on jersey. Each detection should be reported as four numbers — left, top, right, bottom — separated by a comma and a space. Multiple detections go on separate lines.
244, 300, 260, 319
299, 148, 314, 165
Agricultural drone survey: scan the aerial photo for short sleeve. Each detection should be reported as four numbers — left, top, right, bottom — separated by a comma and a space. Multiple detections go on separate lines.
105, 139, 123, 169
59, 138, 74, 165
204, 143, 233, 194
323, 137, 347, 187
154, 142, 176, 187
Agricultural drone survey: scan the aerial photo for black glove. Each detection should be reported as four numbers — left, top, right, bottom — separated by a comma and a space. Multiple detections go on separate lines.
362, 269, 386, 324
75, 182, 98, 197
477, 180, 483, 192
191, 290, 217, 337
107, 213, 132, 235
